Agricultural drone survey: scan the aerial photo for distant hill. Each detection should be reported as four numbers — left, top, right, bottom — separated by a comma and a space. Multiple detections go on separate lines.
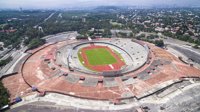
94, 6, 125, 12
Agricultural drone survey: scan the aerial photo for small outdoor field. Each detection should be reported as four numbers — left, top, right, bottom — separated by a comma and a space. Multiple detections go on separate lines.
78, 45, 125, 72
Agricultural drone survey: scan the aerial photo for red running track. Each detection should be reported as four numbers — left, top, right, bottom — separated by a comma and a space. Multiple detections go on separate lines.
80, 45, 125, 72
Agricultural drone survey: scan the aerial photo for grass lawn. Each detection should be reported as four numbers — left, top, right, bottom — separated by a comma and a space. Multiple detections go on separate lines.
84, 48, 117, 65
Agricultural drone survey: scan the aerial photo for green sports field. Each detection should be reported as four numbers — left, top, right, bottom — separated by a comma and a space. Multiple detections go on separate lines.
84, 48, 117, 66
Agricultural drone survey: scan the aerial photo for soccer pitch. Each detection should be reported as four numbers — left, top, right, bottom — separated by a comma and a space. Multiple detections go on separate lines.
84, 48, 117, 65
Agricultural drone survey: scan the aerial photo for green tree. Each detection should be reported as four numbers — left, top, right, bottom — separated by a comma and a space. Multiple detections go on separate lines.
154, 40, 164, 47
0, 81, 10, 108
0, 57, 13, 68
28, 38, 46, 49
0, 47, 3, 51
193, 44, 199, 49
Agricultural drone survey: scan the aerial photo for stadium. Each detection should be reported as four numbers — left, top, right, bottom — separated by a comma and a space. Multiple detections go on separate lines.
57, 39, 148, 76
13, 37, 199, 99
2, 36, 200, 111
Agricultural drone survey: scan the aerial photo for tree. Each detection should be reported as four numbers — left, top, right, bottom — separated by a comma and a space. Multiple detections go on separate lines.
76, 35, 87, 40
0, 81, 10, 108
0, 57, 13, 68
193, 44, 199, 49
154, 40, 164, 47
0, 47, 3, 51
28, 38, 46, 49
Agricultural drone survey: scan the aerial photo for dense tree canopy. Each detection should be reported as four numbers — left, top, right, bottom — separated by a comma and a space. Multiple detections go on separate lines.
0, 9, 200, 49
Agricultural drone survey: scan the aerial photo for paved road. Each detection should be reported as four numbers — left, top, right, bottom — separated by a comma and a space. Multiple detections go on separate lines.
34, 12, 55, 28
163, 37, 200, 64
9, 101, 137, 112
44, 32, 78, 43
9, 83, 200, 112
140, 83, 200, 112
170, 45, 200, 64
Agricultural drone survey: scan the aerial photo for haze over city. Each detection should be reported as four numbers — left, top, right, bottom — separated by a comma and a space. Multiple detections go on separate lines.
0, 0, 200, 9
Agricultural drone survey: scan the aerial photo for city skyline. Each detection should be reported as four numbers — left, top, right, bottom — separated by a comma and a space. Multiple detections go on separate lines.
0, 0, 200, 9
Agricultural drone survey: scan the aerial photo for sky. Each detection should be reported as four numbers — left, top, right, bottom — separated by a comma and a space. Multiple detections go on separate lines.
0, 0, 200, 9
